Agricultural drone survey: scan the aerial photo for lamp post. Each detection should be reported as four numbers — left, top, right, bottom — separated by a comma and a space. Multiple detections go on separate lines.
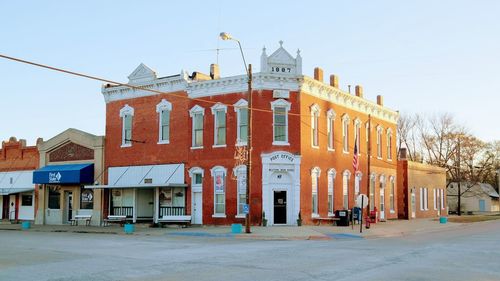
220, 32, 252, 233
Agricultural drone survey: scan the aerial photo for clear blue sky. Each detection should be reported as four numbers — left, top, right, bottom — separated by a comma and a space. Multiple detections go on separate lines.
1, 0, 499, 145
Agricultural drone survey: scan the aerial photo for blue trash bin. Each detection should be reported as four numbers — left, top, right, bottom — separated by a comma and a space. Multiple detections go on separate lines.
439, 217, 447, 224
231, 223, 242, 234
124, 223, 135, 234
21, 221, 31, 230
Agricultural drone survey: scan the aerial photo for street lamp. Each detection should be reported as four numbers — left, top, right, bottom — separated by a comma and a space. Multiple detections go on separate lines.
220, 32, 252, 233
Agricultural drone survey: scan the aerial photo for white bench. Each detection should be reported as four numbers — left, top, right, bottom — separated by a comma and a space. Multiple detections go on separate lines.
103, 215, 127, 226
313, 217, 340, 226
158, 215, 192, 227
71, 215, 92, 226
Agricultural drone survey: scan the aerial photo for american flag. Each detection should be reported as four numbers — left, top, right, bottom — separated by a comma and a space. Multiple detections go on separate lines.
353, 137, 359, 172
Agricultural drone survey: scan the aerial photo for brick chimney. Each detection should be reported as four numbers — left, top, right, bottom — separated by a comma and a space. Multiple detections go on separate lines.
329, 75, 339, 88
210, 64, 220, 80
355, 85, 363, 98
377, 95, 384, 106
314, 67, 323, 82
399, 148, 407, 160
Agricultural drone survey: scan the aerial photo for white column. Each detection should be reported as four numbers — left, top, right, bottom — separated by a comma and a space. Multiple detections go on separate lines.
154, 187, 159, 223
133, 188, 137, 223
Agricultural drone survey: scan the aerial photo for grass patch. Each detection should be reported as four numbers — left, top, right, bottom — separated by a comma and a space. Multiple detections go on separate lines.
447, 215, 500, 223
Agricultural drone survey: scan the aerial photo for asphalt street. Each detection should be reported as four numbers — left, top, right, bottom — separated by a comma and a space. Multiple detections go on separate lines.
1, 220, 499, 281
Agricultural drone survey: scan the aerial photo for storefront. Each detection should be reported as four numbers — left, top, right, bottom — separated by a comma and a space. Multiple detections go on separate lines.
88, 163, 187, 223
34, 128, 105, 226
0, 170, 35, 221
33, 163, 95, 225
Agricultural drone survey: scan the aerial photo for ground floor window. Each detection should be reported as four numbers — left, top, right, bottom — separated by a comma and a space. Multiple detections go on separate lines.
212, 166, 226, 215
80, 188, 94, 209
48, 186, 60, 209
21, 194, 33, 206
111, 189, 134, 217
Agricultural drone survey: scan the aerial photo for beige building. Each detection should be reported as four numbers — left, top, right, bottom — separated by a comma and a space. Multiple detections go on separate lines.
447, 182, 500, 213
398, 150, 447, 219
34, 129, 104, 226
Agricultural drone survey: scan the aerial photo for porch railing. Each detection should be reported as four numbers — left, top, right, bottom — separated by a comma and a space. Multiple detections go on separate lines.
159, 206, 185, 217
112, 206, 133, 218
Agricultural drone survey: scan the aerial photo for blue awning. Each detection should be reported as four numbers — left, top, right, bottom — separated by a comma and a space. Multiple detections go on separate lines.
33, 163, 94, 184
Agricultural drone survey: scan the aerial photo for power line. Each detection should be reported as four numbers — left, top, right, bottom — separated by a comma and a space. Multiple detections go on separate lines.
0, 53, 398, 166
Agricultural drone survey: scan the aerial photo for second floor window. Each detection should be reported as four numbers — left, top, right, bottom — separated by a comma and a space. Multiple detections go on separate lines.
342, 114, 350, 153
190, 105, 205, 148
327, 109, 335, 150
377, 126, 383, 158
234, 99, 248, 145
387, 129, 393, 160
311, 104, 320, 148
119, 104, 134, 147
271, 99, 291, 145
214, 110, 226, 146
156, 99, 172, 144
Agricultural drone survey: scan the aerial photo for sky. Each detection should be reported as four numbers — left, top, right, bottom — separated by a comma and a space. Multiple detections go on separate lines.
1, 0, 499, 145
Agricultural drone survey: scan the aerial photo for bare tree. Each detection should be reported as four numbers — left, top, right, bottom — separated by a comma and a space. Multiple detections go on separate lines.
397, 113, 420, 161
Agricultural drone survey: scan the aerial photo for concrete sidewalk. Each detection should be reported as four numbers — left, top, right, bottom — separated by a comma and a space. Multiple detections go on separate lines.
0, 217, 470, 240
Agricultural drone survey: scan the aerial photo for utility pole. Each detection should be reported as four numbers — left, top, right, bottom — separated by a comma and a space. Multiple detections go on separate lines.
245, 64, 252, 233
457, 136, 462, 216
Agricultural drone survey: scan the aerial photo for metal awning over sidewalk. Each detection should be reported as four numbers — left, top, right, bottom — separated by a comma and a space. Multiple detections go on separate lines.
0, 187, 34, 195
85, 183, 187, 189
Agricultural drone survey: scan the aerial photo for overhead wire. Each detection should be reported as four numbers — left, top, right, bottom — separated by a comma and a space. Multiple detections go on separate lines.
0, 53, 398, 167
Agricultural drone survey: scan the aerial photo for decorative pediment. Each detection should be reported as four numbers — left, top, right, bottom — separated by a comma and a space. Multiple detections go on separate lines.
49, 142, 94, 162
261, 41, 302, 75
128, 63, 157, 84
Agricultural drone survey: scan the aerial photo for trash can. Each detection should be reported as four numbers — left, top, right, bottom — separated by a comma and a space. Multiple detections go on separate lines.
21, 221, 31, 230
231, 223, 242, 234
124, 223, 135, 234
335, 210, 350, 226
439, 217, 448, 224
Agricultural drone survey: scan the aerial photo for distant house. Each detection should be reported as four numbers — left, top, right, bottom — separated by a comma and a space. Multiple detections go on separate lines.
447, 182, 500, 213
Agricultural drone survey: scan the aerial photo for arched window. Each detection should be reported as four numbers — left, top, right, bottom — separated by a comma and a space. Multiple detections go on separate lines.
211, 166, 227, 217
156, 99, 172, 144
190, 105, 205, 148
342, 170, 351, 209
311, 167, 321, 216
327, 169, 336, 215
327, 109, 336, 150
342, 114, 350, 153
233, 165, 247, 217
234, 99, 248, 146
119, 104, 134, 147
310, 104, 320, 148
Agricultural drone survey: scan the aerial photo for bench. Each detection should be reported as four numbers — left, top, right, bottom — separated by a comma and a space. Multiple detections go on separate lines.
103, 215, 127, 226
158, 215, 192, 228
313, 217, 340, 226
71, 215, 92, 226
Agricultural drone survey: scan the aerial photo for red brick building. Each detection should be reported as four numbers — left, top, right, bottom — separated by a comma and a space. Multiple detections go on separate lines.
98, 42, 399, 225
0, 137, 40, 221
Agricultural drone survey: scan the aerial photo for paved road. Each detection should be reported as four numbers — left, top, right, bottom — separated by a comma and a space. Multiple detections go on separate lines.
1, 220, 499, 281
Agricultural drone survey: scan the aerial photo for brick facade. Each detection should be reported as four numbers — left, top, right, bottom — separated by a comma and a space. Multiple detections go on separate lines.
102, 43, 399, 225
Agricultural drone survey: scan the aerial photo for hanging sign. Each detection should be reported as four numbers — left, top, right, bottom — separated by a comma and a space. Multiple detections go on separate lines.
215, 172, 225, 193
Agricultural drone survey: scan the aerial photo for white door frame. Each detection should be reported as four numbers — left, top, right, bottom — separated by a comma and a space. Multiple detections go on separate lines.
192, 192, 203, 224
379, 176, 386, 221
9, 194, 16, 220
261, 151, 301, 226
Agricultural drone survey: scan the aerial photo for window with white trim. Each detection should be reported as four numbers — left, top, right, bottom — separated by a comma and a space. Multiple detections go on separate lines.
328, 169, 336, 215
433, 188, 437, 210
355, 172, 362, 196
189, 167, 204, 186
420, 187, 428, 211
119, 104, 134, 147
234, 99, 248, 146
354, 118, 361, 154
189, 105, 205, 148
311, 167, 320, 216
390, 177, 395, 212
425, 188, 428, 210
365, 123, 370, 156
441, 189, 445, 210
211, 103, 227, 147
327, 109, 336, 150
211, 166, 227, 216
271, 99, 291, 145
387, 129, 393, 160
156, 99, 172, 144
343, 170, 350, 209
233, 165, 247, 217
377, 126, 383, 158
369, 174, 376, 211
342, 114, 350, 153
311, 104, 320, 148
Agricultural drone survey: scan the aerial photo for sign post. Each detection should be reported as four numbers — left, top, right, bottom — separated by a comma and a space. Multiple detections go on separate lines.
356, 194, 369, 233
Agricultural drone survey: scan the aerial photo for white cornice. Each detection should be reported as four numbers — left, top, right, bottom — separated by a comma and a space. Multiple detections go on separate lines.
101, 71, 398, 124
300, 77, 399, 124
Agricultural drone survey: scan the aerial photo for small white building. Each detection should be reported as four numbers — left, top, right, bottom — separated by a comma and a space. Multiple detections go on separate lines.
0, 170, 36, 221
448, 182, 500, 213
